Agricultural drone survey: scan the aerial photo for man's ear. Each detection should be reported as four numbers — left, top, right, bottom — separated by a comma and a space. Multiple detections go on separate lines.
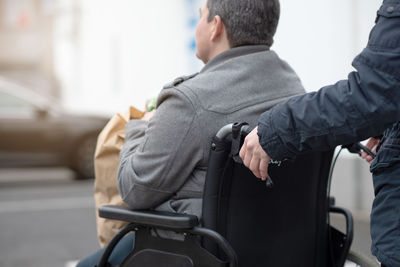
210, 15, 224, 41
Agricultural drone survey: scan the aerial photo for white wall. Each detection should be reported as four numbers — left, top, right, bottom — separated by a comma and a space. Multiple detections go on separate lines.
54, 0, 382, 115
53, 0, 382, 212
55, 0, 203, 115
274, 0, 381, 92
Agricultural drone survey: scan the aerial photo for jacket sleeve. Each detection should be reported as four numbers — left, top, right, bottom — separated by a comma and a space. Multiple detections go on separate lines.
258, 0, 400, 160
117, 88, 203, 210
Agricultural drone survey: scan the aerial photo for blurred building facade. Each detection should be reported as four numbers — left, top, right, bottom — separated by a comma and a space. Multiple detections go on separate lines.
0, 0, 58, 97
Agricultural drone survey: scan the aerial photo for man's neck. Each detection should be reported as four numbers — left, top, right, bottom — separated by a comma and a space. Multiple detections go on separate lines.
205, 42, 231, 63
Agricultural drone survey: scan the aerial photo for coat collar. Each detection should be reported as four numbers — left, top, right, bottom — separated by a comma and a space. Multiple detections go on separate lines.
200, 45, 270, 74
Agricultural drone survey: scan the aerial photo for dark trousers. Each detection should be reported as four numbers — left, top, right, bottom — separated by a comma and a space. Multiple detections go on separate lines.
77, 233, 135, 267
370, 122, 400, 267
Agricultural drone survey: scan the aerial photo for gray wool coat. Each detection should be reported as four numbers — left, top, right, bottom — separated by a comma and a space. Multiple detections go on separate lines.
117, 45, 305, 219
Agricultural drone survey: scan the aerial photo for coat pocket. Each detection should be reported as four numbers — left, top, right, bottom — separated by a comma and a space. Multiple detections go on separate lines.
370, 139, 400, 173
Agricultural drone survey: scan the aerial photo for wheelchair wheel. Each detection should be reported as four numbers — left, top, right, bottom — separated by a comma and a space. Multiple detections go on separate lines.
346, 249, 380, 267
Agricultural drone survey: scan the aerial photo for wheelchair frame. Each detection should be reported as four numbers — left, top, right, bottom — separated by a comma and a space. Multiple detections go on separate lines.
97, 123, 377, 267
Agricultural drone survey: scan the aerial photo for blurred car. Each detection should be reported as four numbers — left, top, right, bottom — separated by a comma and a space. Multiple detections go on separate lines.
0, 78, 108, 179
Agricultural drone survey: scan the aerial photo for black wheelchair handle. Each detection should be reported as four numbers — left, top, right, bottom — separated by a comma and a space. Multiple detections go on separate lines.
342, 142, 376, 159
215, 122, 251, 140
215, 123, 274, 188
215, 123, 234, 140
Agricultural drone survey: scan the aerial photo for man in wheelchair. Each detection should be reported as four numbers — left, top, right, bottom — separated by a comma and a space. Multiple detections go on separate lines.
77, 0, 306, 266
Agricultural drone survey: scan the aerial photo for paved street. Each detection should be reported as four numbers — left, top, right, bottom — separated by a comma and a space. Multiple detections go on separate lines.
0, 168, 99, 267
0, 168, 375, 267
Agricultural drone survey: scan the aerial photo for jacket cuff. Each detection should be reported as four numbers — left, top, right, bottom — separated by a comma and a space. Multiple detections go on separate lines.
257, 109, 297, 161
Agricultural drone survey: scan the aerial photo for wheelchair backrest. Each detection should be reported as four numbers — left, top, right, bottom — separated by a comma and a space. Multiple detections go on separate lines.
202, 134, 334, 267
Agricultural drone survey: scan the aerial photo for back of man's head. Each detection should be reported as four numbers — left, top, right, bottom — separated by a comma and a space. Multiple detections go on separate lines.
207, 0, 280, 48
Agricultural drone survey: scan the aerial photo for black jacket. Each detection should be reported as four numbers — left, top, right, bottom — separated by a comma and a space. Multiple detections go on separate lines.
258, 0, 400, 160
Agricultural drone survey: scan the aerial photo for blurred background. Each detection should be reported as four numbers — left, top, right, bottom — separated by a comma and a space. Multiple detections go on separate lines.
0, 0, 382, 266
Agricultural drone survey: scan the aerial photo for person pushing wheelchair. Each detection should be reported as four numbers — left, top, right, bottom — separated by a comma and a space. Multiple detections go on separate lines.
240, 1, 400, 266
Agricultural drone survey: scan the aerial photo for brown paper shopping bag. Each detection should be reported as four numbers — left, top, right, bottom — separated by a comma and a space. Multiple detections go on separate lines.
94, 106, 145, 247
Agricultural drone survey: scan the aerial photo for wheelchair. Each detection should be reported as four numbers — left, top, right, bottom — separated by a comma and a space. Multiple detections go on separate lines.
98, 123, 379, 267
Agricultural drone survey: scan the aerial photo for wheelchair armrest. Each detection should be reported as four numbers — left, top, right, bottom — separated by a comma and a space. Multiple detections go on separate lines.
328, 205, 354, 267
98, 205, 199, 230
99, 206, 238, 267
329, 205, 354, 244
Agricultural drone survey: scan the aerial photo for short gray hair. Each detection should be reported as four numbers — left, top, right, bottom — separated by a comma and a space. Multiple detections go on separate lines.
207, 0, 280, 48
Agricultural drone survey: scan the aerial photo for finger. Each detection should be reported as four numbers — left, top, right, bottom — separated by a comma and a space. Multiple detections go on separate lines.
239, 141, 246, 160
259, 159, 268, 180
371, 144, 378, 154
249, 157, 261, 179
242, 147, 252, 168
366, 138, 379, 150
361, 151, 367, 159
240, 137, 252, 167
